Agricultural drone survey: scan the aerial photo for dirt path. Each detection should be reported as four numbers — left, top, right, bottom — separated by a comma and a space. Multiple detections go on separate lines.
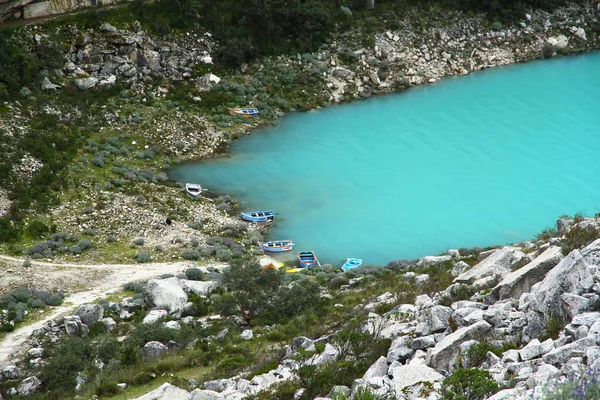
0, 254, 281, 367
0, 256, 226, 368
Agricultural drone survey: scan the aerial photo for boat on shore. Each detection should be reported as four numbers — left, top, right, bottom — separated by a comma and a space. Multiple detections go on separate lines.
185, 183, 202, 200
258, 240, 295, 252
228, 108, 259, 118
298, 251, 317, 268
341, 258, 363, 272
240, 210, 275, 222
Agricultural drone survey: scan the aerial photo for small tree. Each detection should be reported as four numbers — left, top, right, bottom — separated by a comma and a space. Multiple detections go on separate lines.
222, 257, 282, 324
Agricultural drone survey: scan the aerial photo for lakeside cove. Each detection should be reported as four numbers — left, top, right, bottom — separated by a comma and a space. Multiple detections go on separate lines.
1, 1, 600, 398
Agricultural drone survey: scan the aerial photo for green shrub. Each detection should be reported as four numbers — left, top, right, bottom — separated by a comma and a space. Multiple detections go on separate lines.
441, 368, 499, 400
95, 378, 120, 396
182, 250, 202, 260
25, 220, 49, 238
134, 252, 151, 263
562, 225, 600, 255
328, 276, 349, 289
44, 294, 64, 306
465, 342, 499, 367
185, 267, 204, 281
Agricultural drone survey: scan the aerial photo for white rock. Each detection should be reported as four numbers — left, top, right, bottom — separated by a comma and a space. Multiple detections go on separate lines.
17, 376, 42, 397
201, 56, 213, 64
570, 26, 587, 41
190, 389, 224, 400
134, 383, 191, 400
547, 35, 569, 50
27, 347, 44, 358
143, 341, 168, 359
491, 246, 563, 301
391, 363, 443, 394
143, 310, 168, 324
417, 255, 451, 267
164, 321, 181, 330
145, 278, 188, 317
528, 250, 595, 318
363, 356, 388, 379
502, 349, 520, 363
455, 247, 526, 285
41, 77, 61, 90
75, 77, 98, 90
426, 321, 492, 372
240, 329, 253, 340
519, 339, 543, 361
180, 280, 217, 296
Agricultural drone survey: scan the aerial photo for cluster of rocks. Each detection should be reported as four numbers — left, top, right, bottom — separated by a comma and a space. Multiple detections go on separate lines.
132, 217, 600, 400
52, 22, 217, 93
323, 5, 598, 102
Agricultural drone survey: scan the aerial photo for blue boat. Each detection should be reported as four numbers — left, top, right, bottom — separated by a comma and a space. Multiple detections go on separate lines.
341, 258, 363, 272
228, 108, 259, 118
298, 251, 317, 268
240, 210, 275, 222
259, 240, 295, 253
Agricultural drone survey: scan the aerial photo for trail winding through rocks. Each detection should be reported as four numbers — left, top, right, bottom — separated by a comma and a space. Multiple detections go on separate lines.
0, 255, 227, 368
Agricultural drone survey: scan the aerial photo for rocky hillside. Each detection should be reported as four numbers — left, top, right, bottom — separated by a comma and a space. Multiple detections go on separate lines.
2, 216, 600, 399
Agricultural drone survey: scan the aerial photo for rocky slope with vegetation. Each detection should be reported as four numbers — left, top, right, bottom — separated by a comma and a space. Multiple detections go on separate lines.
2, 216, 600, 399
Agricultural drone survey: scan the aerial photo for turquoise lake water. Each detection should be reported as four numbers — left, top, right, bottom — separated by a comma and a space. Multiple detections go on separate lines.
172, 51, 600, 266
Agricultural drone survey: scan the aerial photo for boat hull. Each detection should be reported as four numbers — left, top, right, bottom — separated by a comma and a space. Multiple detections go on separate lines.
259, 240, 294, 253
185, 183, 202, 200
342, 258, 363, 272
228, 108, 259, 118
241, 210, 275, 223
298, 252, 316, 268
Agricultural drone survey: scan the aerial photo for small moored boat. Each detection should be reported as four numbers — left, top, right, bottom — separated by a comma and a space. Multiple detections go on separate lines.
258, 240, 295, 253
240, 210, 275, 222
341, 258, 363, 272
185, 183, 202, 200
228, 108, 259, 118
298, 251, 317, 268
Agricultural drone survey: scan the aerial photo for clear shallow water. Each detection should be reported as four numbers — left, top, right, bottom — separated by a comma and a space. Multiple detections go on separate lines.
172, 51, 600, 265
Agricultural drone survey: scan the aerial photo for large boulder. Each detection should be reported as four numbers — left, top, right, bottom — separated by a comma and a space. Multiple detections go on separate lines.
542, 337, 595, 366
391, 363, 444, 395
490, 246, 563, 301
143, 341, 168, 359
75, 303, 104, 326
180, 280, 218, 296
363, 356, 388, 380
454, 247, 526, 285
189, 389, 225, 400
75, 77, 98, 90
142, 310, 169, 324
419, 305, 453, 335
145, 278, 188, 317
17, 376, 42, 397
527, 249, 595, 319
426, 321, 492, 372
134, 383, 191, 400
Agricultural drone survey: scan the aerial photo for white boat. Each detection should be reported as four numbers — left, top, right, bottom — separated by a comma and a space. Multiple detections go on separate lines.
185, 183, 202, 200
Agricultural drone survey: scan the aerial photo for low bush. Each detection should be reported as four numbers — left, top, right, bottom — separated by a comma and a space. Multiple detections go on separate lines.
328, 276, 349, 289
134, 252, 151, 263
182, 250, 202, 260
185, 267, 204, 281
